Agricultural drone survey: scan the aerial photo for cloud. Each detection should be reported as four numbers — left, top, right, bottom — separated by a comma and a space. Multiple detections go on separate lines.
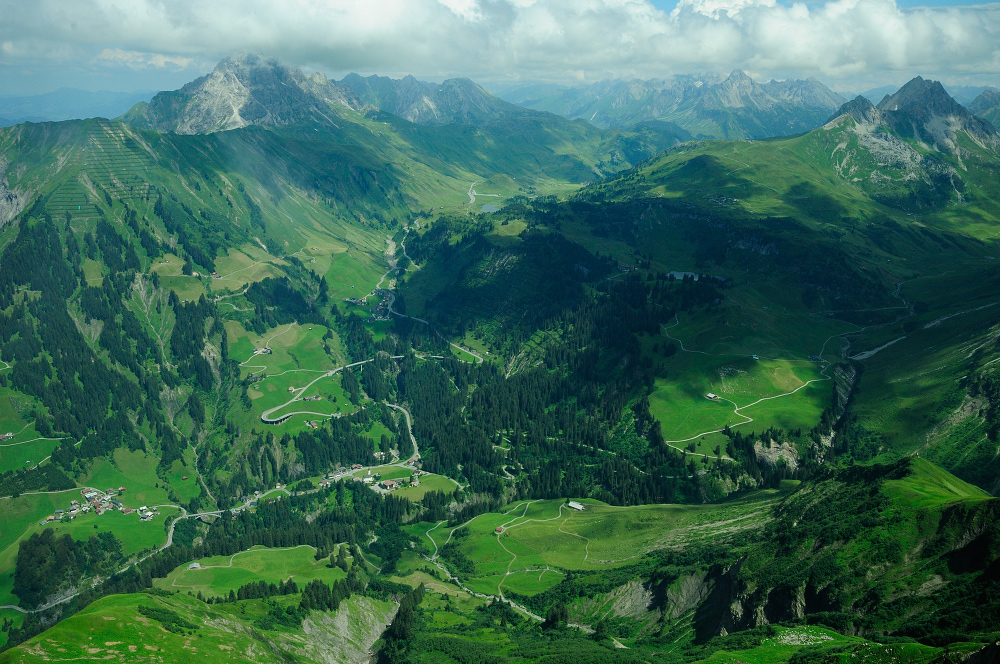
0, 0, 998, 88
96, 49, 194, 69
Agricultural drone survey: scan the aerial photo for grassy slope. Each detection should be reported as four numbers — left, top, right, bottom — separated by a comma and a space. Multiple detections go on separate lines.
153, 545, 347, 597
0, 590, 395, 664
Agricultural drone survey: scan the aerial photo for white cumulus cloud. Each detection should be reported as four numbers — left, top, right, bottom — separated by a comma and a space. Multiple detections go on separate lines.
0, 0, 998, 91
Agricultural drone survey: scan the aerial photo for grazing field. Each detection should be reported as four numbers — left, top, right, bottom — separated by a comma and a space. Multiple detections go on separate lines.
420, 494, 779, 597
696, 624, 954, 664
79, 448, 173, 507
393, 474, 459, 501
229, 321, 358, 434
354, 465, 413, 481
0, 388, 56, 474
649, 352, 830, 442
0, 590, 398, 664
154, 545, 347, 597
208, 245, 285, 292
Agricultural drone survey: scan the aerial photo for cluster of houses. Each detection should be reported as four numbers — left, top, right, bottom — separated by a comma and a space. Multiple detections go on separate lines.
39, 487, 160, 526
0, 432, 14, 441
252, 346, 273, 356
365, 289, 392, 322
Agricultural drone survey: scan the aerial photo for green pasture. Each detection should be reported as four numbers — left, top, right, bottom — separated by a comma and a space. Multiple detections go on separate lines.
159, 275, 207, 302
883, 458, 989, 510
208, 245, 285, 292
80, 258, 103, 286
154, 545, 347, 597
0, 593, 275, 664
354, 465, 413, 481
696, 624, 951, 664
851, 299, 1000, 453
424, 495, 779, 596
162, 448, 202, 504
649, 348, 830, 441
0, 608, 23, 649
393, 474, 459, 501
79, 448, 173, 507
230, 321, 358, 433
325, 248, 387, 304
0, 436, 59, 476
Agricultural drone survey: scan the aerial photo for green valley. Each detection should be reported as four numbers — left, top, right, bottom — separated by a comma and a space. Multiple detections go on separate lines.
0, 53, 998, 663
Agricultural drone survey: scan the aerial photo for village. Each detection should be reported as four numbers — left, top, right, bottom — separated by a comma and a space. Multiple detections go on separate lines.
36, 448, 427, 531
313, 455, 426, 494
38, 486, 161, 526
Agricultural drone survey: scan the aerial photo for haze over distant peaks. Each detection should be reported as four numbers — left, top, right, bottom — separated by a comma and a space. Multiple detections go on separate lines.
969, 88, 1000, 130
498, 70, 846, 139
340, 74, 527, 126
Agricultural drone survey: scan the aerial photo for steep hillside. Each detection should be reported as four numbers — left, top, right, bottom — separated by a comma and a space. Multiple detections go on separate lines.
970, 88, 1000, 130
501, 71, 845, 139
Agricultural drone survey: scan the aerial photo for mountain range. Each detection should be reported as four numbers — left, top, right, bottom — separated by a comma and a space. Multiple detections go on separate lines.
831, 76, 999, 153
498, 70, 847, 139
0, 55, 999, 662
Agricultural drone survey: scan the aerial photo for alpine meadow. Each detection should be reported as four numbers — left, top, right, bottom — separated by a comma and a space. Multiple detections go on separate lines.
0, 3, 1000, 662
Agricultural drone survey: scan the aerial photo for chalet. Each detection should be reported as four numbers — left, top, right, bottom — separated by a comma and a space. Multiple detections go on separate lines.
495, 527, 504, 533
0, 433, 13, 441
706, 393, 720, 401
362, 476, 374, 484
54, 509, 64, 515
351, 463, 363, 470
288, 386, 296, 392
188, 562, 201, 570
567, 501, 585, 511
381, 480, 398, 490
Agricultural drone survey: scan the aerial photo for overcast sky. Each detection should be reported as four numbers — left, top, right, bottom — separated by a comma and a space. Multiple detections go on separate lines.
1, 0, 999, 96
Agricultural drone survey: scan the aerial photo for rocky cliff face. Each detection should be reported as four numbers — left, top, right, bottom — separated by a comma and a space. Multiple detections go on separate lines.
0, 161, 25, 227
124, 53, 359, 134
876, 77, 998, 152
340, 73, 527, 126
828, 95, 883, 127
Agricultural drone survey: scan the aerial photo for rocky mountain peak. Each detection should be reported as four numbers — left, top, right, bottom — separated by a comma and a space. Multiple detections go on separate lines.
875, 76, 997, 151
828, 95, 882, 126
124, 53, 357, 134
